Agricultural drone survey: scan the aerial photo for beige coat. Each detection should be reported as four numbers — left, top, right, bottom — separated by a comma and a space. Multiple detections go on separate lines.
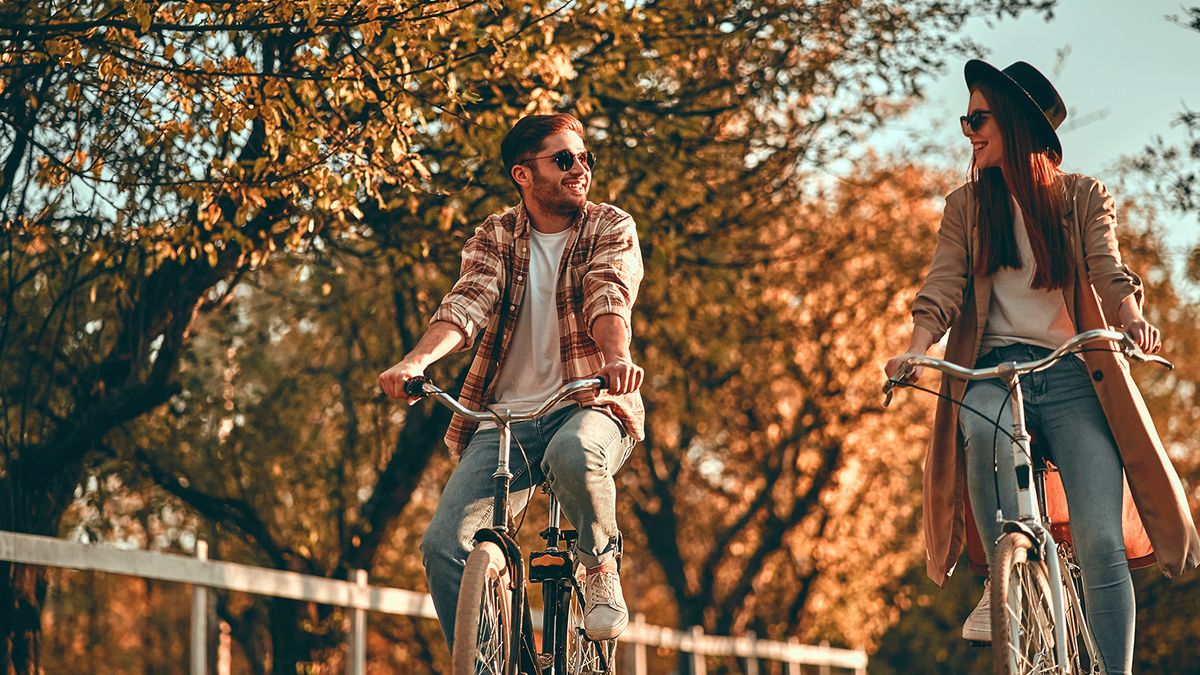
911, 173, 1200, 586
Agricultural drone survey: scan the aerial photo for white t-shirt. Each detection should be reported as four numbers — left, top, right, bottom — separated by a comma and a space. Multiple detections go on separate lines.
981, 203, 1075, 352
482, 227, 575, 426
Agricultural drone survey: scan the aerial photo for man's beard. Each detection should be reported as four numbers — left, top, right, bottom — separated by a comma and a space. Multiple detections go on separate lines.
530, 172, 586, 216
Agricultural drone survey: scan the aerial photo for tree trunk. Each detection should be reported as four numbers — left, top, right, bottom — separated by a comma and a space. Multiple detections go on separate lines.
0, 462, 81, 674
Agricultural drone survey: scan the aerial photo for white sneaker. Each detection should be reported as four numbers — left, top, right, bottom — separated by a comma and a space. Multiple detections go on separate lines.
962, 579, 992, 642
583, 566, 628, 641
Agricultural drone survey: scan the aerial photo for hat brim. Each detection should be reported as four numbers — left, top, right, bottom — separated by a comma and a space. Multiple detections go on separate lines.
964, 59, 1062, 160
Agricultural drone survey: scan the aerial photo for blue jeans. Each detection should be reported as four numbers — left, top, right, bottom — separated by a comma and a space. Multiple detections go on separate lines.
420, 405, 635, 646
959, 343, 1133, 675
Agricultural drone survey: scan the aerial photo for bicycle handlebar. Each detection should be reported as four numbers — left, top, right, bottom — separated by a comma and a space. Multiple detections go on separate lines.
405, 376, 608, 423
882, 328, 1173, 407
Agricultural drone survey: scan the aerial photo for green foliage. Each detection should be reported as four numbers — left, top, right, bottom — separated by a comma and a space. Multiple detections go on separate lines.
3, 0, 1069, 670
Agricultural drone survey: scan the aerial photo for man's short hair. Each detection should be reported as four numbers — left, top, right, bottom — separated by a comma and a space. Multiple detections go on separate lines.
501, 113, 585, 189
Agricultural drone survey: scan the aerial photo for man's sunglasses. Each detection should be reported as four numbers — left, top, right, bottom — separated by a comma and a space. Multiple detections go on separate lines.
520, 149, 596, 173
960, 109, 992, 132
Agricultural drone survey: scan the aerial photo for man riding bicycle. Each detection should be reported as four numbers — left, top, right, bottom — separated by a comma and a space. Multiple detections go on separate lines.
379, 113, 645, 648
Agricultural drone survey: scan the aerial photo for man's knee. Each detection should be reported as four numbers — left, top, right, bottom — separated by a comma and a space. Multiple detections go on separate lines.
542, 438, 594, 479
421, 511, 467, 568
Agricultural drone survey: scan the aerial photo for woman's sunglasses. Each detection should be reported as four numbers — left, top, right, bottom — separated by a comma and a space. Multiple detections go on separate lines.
959, 109, 992, 132
520, 149, 597, 173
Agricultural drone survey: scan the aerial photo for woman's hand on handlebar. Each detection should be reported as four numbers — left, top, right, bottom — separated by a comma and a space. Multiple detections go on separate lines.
379, 359, 427, 405
1125, 318, 1161, 354
884, 352, 924, 384
595, 358, 644, 396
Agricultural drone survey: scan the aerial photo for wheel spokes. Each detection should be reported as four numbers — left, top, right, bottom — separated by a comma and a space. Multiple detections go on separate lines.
1001, 561, 1058, 674
473, 576, 507, 675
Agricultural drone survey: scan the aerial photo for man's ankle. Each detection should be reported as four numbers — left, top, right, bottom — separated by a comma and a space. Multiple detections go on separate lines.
586, 561, 618, 576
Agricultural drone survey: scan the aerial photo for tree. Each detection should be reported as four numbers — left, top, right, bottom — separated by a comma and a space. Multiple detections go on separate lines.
1, 0, 503, 668
3, 0, 1057, 670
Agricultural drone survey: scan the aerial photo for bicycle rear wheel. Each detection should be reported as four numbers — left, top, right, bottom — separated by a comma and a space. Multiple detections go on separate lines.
452, 542, 513, 675
564, 576, 617, 674
991, 532, 1059, 675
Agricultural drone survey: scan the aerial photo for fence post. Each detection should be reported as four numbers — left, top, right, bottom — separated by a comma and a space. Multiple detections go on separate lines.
819, 639, 830, 675
191, 540, 208, 675
632, 612, 648, 675
218, 620, 232, 675
689, 625, 707, 675
744, 630, 759, 675
786, 637, 801, 675
348, 569, 368, 675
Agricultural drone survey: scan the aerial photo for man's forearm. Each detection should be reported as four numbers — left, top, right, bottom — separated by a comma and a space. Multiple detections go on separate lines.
591, 314, 632, 363
406, 320, 467, 369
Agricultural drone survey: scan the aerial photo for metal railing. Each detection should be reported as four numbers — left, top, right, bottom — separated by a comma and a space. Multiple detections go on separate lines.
0, 530, 867, 674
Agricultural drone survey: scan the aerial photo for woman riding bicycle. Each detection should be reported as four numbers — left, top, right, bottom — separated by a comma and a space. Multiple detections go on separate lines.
884, 59, 1199, 674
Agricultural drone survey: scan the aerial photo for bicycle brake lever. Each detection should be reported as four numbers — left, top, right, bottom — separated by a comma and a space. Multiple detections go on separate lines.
883, 368, 908, 408
1128, 350, 1175, 370
1120, 333, 1175, 370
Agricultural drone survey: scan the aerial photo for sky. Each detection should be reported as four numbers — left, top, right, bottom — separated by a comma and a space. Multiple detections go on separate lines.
873, 0, 1198, 178
864, 0, 1200, 264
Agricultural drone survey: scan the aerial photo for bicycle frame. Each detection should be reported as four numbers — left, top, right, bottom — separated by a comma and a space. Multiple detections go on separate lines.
997, 368, 1073, 667
885, 328, 1170, 672
406, 377, 606, 675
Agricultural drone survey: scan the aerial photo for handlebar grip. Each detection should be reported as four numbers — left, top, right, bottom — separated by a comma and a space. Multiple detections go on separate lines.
404, 376, 431, 398
595, 374, 609, 392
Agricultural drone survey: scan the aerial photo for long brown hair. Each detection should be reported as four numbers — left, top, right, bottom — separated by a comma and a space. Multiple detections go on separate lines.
970, 78, 1069, 290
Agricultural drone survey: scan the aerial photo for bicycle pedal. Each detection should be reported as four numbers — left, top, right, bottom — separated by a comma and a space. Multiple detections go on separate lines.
529, 550, 574, 581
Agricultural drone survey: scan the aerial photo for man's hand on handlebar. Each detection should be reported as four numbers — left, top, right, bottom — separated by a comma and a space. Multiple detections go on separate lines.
379, 359, 427, 406
595, 358, 643, 396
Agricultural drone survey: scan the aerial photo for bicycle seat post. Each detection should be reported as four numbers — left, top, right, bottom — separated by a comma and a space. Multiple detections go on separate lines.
544, 488, 563, 550
492, 408, 514, 533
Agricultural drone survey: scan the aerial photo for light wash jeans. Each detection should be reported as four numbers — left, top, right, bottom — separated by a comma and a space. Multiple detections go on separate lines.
420, 405, 635, 646
960, 342, 1133, 675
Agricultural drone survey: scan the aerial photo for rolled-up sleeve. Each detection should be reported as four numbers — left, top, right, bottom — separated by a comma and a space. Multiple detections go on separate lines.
1078, 176, 1143, 324
584, 212, 643, 336
912, 187, 971, 342
430, 219, 505, 349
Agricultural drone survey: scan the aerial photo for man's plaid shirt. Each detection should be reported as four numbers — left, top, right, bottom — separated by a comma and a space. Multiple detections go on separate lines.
431, 201, 645, 454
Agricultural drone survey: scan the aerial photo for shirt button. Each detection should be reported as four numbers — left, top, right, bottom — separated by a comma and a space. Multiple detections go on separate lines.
517, 275, 524, 282
510, 304, 517, 311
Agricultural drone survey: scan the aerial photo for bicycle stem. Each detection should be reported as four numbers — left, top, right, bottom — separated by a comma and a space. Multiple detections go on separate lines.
492, 415, 515, 533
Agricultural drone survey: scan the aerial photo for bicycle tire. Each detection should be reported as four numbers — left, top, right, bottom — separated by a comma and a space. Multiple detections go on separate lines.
991, 532, 1060, 675
564, 572, 617, 675
452, 542, 513, 675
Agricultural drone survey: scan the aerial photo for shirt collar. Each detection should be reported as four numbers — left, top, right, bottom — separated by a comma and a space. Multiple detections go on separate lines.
515, 201, 590, 238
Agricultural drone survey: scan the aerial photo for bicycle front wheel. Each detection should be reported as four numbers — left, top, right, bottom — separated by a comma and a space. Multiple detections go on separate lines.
452, 542, 513, 675
991, 532, 1061, 674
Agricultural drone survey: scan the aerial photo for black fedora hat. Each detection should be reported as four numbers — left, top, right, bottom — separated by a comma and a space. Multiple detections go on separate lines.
965, 59, 1067, 160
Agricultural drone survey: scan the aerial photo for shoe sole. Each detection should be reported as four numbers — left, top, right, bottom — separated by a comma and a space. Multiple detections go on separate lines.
584, 614, 628, 642
961, 627, 992, 643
